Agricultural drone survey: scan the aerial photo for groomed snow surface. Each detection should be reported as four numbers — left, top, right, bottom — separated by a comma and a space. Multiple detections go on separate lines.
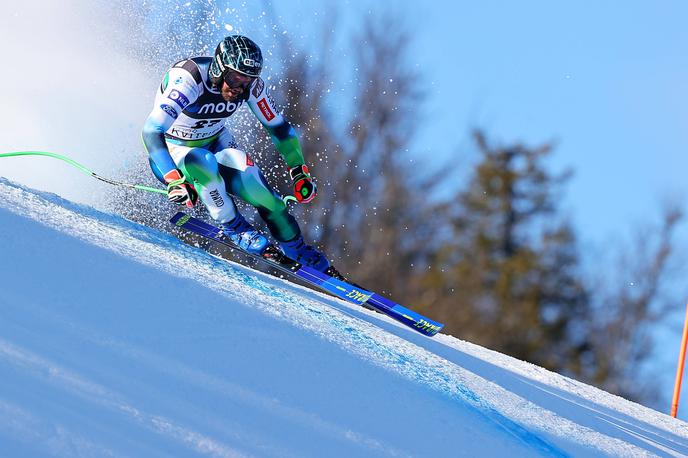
1, 178, 687, 457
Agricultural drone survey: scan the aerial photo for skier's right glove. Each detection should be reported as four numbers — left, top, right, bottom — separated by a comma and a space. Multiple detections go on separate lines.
164, 169, 198, 208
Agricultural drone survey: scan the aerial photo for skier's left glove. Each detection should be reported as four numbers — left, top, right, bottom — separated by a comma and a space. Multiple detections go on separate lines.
289, 165, 317, 203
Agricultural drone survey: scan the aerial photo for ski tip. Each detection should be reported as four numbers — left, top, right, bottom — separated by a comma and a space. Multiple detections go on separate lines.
427, 325, 444, 337
415, 321, 443, 337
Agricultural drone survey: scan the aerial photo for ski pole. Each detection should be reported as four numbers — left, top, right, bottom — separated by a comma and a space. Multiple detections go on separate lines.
0, 151, 167, 195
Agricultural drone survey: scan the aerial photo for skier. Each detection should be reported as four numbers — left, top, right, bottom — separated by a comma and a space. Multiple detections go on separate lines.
142, 35, 331, 272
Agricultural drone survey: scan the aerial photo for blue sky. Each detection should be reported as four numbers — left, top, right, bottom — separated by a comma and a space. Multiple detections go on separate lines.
256, 1, 688, 247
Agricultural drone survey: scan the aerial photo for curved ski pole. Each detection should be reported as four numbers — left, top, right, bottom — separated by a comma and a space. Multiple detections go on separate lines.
0, 151, 167, 195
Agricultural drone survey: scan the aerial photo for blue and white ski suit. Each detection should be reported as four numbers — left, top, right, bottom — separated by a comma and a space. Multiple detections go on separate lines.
142, 57, 304, 242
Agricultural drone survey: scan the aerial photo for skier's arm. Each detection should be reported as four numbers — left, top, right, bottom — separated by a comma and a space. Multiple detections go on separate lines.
142, 116, 176, 175
141, 67, 200, 176
247, 78, 305, 168
265, 121, 304, 168
248, 78, 316, 203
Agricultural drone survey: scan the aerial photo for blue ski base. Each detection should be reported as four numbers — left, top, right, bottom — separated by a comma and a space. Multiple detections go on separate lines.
170, 212, 444, 337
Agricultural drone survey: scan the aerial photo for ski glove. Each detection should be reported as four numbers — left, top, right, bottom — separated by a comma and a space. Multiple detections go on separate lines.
289, 165, 317, 203
164, 169, 198, 208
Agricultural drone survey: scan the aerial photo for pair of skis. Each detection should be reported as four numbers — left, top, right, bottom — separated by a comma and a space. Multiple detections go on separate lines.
170, 212, 444, 337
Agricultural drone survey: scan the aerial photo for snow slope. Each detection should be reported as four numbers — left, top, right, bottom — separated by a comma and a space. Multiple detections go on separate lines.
0, 178, 687, 457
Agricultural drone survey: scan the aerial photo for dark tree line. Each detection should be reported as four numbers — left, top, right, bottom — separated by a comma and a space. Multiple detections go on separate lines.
107, 6, 682, 405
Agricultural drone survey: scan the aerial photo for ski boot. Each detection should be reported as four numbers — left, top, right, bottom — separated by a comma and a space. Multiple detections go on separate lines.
221, 214, 269, 255
278, 235, 331, 273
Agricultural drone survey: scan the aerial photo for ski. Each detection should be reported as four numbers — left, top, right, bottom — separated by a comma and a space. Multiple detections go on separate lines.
170, 212, 444, 337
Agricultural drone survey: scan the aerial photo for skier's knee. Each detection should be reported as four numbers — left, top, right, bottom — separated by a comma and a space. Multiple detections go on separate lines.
181, 148, 220, 186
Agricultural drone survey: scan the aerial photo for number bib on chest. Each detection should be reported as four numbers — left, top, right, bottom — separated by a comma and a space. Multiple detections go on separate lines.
167, 90, 244, 142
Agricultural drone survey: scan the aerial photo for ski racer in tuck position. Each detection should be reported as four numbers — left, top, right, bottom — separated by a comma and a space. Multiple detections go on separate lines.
142, 35, 332, 272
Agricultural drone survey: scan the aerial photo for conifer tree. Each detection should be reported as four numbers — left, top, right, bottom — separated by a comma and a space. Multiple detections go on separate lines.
424, 131, 591, 374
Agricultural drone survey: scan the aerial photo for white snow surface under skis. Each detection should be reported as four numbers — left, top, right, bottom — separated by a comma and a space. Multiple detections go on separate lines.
0, 177, 687, 457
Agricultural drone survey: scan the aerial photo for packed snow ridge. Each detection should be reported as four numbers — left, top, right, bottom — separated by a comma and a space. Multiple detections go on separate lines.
0, 177, 686, 457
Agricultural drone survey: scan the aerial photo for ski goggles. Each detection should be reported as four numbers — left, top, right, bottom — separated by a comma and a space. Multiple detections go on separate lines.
223, 69, 255, 89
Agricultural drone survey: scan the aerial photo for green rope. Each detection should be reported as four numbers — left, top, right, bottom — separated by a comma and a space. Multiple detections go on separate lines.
0, 151, 167, 195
